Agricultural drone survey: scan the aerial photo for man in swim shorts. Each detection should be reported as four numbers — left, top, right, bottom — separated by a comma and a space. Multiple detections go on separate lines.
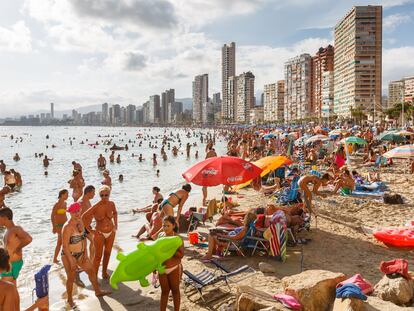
0, 208, 32, 310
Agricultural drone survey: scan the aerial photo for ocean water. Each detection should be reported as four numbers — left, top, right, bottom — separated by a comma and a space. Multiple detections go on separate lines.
0, 126, 226, 298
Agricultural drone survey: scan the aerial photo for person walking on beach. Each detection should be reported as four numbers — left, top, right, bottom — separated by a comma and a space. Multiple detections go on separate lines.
62, 203, 110, 307
82, 186, 117, 279
0, 208, 32, 310
68, 170, 85, 202
51, 189, 69, 263
158, 216, 184, 311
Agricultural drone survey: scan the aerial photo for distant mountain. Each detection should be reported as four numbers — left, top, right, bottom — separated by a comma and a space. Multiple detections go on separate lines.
176, 98, 192, 111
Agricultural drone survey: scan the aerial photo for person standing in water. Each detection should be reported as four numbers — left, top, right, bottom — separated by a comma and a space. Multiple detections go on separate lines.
82, 186, 117, 279
51, 189, 69, 263
68, 170, 85, 202
101, 170, 112, 188
0, 186, 10, 208
0, 160, 5, 173
62, 203, 110, 307
0, 208, 32, 311
97, 154, 106, 169
43, 155, 52, 167
9, 169, 22, 189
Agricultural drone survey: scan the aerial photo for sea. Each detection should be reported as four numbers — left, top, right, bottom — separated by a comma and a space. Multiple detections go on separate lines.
0, 126, 226, 305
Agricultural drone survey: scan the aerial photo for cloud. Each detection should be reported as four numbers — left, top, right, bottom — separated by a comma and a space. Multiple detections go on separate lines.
383, 46, 414, 92
0, 21, 32, 53
383, 13, 412, 31
70, 0, 177, 30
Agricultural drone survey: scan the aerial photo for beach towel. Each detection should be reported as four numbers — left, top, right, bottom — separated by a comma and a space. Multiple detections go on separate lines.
273, 293, 302, 310
34, 264, 51, 299
380, 259, 412, 280
268, 211, 287, 261
350, 190, 384, 197
336, 283, 367, 301
336, 274, 374, 295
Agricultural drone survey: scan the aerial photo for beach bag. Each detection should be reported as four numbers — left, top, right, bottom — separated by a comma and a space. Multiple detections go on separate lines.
34, 264, 51, 298
383, 194, 403, 205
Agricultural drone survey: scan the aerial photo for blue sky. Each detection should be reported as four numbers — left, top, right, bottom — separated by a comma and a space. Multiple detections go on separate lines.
0, 0, 413, 117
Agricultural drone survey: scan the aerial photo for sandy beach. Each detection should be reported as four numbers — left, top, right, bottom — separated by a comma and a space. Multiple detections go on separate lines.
35, 158, 414, 311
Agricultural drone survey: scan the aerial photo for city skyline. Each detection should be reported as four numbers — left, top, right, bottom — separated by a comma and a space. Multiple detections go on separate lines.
0, 0, 414, 117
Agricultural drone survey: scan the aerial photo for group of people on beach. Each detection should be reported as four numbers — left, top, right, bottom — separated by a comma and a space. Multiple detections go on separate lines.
1, 124, 414, 311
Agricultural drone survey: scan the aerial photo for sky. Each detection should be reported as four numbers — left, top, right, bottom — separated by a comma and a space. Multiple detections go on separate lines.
0, 0, 414, 117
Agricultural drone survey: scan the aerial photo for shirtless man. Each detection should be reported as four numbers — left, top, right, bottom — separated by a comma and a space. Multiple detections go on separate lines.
0, 208, 32, 310
0, 160, 5, 174
97, 154, 106, 169
62, 203, 110, 307
43, 155, 52, 168
298, 174, 330, 213
68, 170, 85, 202
82, 186, 117, 279
78, 185, 96, 259
9, 169, 22, 189
0, 186, 10, 208
203, 147, 217, 206
4, 171, 17, 191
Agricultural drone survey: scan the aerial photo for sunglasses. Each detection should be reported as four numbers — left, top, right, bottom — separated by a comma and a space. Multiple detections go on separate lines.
100, 193, 110, 197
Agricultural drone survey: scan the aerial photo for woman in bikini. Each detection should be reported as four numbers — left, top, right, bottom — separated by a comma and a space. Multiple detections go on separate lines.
159, 184, 191, 226
68, 170, 84, 202
62, 202, 110, 307
82, 185, 117, 279
158, 216, 184, 311
51, 189, 68, 263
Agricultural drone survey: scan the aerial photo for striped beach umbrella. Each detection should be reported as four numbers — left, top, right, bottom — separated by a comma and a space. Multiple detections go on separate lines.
305, 134, 330, 144
383, 145, 414, 159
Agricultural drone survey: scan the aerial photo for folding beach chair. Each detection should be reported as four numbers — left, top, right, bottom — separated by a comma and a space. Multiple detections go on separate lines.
276, 176, 300, 205
243, 221, 270, 256
183, 265, 250, 301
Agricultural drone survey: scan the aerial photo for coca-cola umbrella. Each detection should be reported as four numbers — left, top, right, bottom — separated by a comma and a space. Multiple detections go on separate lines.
182, 156, 263, 187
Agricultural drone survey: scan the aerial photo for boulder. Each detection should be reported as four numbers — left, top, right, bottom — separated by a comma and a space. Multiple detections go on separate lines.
374, 275, 413, 305
259, 262, 277, 274
365, 296, 412, 311
235, 285, 290, 311
282, 270, 346, 311
332, 298, 365, 311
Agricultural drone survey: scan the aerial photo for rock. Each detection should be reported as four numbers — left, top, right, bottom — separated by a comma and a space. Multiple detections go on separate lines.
365, 296, 412, 311
235, 285, 290, 311
374, 275, 413, 305
259, 262, 277, 274
332, 298, 365, 311
282, 270, 346, 311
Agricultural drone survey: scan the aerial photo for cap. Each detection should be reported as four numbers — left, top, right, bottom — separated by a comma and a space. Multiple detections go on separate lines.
67, 202, 81, 213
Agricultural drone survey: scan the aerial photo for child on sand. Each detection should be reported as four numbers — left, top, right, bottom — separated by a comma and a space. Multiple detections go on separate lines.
158, 216, 184, 311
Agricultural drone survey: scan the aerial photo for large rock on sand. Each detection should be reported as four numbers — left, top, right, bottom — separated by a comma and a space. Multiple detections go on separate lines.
332, 298, 365, 311
235, 285, 290, 311
374, 275, 413, 305
259, 262, 276, 274
282, 270, 346, 311
365, 296, 413, 310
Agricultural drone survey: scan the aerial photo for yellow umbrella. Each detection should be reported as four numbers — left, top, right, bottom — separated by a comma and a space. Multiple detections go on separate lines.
234, 156, 292, 190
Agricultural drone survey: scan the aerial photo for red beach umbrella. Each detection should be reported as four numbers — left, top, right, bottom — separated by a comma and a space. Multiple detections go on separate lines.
182, 156, 263, 187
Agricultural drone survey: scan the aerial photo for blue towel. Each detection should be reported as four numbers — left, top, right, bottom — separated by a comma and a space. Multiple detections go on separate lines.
336, 283, 367, 301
